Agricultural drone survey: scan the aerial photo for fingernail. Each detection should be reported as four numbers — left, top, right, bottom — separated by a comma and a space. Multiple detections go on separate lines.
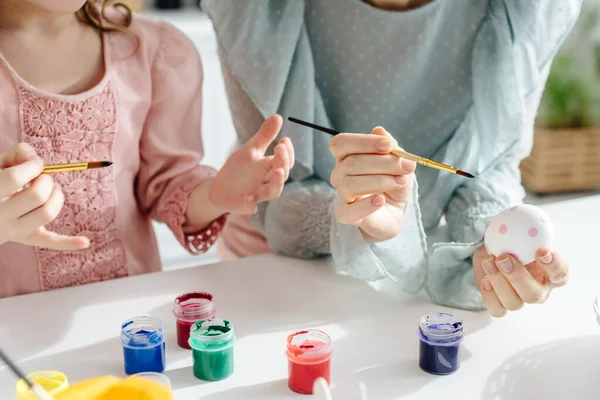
539, 251, 553, 264
376, 140, 392, 152
483, 257, 497, 274
497, 257, 513, 274
481, 279, 493, 292
394, 175, 407, 184
371, 195, 384, 206
401, 159, 416, 171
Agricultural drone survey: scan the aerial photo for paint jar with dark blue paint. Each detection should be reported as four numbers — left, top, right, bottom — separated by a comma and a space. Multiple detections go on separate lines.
418, 313, 463, 375
121, 316, 166, 375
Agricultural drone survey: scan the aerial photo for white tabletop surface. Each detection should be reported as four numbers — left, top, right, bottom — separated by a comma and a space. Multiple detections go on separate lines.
1, 195, 599, 400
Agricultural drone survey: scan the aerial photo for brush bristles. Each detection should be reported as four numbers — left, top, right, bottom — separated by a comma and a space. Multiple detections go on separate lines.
88, 161, 113, 169
457, 170, 475, 178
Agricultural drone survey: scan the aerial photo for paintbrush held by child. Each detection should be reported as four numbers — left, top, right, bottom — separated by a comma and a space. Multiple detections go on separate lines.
0, 0, 294, 298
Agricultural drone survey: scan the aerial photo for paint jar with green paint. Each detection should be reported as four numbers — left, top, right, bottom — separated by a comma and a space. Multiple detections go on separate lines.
188, 319, 235, 381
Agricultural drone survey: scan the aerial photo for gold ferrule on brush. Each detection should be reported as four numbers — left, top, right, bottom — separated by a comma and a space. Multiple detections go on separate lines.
418, 158, 458, 174
42, 162, 89, 173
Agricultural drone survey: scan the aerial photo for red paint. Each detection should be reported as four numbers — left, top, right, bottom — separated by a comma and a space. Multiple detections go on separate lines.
286, 330, 332, 395
173, 292, 215, 349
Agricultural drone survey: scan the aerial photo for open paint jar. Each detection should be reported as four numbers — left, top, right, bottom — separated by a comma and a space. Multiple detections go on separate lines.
418, 312, 464, 375
121, 316, 166, 375
286, 329, 332, 395
16, 370, 68, 400
173, 291, 216, 349
188, 319, 235, 381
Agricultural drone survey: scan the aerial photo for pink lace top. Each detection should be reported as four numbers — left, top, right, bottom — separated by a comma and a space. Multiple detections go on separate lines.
0, 15, 225, 298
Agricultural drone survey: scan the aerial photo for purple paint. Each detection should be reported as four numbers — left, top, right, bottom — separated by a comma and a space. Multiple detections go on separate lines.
418, 313, 463, 375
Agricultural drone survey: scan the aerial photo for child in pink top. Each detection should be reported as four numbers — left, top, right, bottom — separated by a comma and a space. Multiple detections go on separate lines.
0, 0, 294, 298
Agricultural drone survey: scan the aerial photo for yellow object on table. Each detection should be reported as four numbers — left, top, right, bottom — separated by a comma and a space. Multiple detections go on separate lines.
54, 375, 173, 400
16, 370, 69, 400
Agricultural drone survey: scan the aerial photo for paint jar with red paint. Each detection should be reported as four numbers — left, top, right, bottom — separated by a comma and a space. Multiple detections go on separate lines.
286, 329, 332, 395
173, 292, 216, 349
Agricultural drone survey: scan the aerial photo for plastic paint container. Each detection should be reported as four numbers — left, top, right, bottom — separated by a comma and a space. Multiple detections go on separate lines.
130, 372, 172, 390
121, 316, 166, 375
418, 312, 464, 375
188, 319, 235, 381
16, 370, 68, 400
286, 329, 332, 395
173, 291, 216, 349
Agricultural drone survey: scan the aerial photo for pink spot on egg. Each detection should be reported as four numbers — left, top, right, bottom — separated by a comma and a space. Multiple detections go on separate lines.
499, 224, 508, 235
510, 206, 519, 211
528, 227, 538, 237
540, 216, 547, 223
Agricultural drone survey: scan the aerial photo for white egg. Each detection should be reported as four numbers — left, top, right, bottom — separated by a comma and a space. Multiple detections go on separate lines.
484, 204, 554, 265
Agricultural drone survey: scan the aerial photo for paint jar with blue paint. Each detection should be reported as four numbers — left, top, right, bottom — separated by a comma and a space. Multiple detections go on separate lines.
121, 316, 166, 375
418, 312, 464, 375
188, 319, 235, 381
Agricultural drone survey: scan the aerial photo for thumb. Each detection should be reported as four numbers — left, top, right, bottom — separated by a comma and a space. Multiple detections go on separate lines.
0, 143, 42, 168
246, 115, 283, 153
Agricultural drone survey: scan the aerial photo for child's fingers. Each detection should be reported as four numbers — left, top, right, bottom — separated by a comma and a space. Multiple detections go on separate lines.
4, 174, 54, 217
246, 115, 283, 153
480, 278, 507, 318
273, 143, 290, 180
335, 194, 385, 226
282, 137, 295, 169
0, 142, 41, 168
0, 159, 44, 198
27, 228, 90, 250
17, 183, 65, 231
255, 169, 285, 202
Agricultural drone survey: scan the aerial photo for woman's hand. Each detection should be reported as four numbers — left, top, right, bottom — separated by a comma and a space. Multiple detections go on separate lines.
473, 245, 569, 317
329, 126, 416, 243
0, 143, 90, 250
209, 114, 295, 215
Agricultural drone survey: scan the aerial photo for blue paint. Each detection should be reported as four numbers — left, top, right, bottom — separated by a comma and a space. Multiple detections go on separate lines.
418, 313, 463, 375
121, 316, 166, 375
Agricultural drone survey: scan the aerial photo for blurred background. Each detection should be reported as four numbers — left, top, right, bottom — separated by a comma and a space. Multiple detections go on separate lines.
137, 1, 600, 271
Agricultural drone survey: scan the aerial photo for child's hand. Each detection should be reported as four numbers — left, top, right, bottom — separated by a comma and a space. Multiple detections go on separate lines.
0, 143, 90, 250
473, 245, 569, 317
209, 115, 294, 214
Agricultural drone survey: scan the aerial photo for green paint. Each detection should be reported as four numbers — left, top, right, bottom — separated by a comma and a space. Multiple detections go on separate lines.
188, 319, 235, 381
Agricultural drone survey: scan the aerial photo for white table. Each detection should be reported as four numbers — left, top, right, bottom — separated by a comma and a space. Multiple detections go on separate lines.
1, 195, 599, 400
